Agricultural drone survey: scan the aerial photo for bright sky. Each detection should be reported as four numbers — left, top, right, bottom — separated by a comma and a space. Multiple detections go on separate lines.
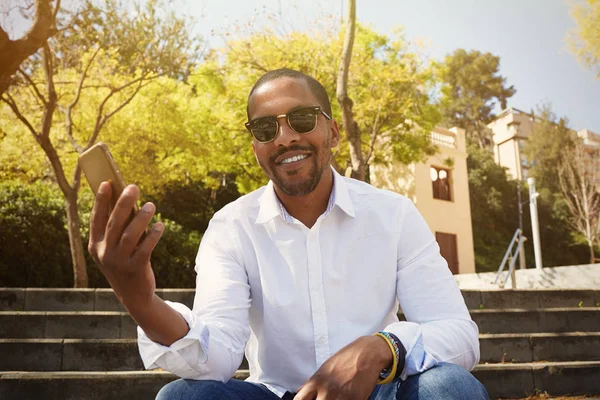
5, 0, 599, 132
186, 0, 599, 133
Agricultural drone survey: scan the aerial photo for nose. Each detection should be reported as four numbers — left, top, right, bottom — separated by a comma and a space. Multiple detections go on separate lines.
273, 115, 300, 147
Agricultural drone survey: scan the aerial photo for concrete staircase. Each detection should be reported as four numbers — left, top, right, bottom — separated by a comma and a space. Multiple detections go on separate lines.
1, 288, 599, 399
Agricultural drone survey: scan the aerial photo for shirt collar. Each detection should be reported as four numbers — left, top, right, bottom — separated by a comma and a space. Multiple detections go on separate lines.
255, 167, 356, 225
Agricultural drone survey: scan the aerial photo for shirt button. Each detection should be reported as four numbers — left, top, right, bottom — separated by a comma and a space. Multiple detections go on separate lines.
318, 337, 325, 344
311, 285, 320, 292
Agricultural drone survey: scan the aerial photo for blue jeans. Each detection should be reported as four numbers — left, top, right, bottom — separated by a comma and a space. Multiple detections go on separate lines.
155, 363, 489, 399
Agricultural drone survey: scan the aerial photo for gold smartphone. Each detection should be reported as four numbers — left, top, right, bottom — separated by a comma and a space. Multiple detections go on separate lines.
79, 142, 138, 216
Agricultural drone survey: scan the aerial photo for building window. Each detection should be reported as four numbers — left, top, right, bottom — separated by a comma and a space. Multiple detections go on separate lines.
430, 166, 451, 201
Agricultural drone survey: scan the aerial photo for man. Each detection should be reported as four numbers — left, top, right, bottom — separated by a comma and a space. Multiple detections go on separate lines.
88, 68, 489, 399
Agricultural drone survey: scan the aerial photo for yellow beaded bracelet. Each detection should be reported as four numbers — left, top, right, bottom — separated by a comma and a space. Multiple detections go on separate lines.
373, 332, 398, 385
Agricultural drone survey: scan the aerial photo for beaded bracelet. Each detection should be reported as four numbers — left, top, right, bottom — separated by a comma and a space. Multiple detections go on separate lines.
373, 332, 398, 385
373, 331, 406, 384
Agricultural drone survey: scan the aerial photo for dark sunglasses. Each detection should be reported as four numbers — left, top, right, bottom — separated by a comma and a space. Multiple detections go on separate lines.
245, 106, 332, 143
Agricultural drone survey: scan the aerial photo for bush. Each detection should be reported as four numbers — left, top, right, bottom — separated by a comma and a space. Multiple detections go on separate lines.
151, 218, 201, 288
0, 180, 204, 288
0, 180, 73, 286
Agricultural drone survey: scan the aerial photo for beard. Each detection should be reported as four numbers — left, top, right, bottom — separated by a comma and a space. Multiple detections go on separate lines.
260, 135, 331, 197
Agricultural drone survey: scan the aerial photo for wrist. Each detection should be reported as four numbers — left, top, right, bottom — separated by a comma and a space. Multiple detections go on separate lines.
366, 335, 394, 371
374, 331, 406, 384
123, 292, 157, 317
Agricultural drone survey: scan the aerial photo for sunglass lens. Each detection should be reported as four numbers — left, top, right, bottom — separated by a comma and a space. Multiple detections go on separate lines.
251, 118, 278, 142
289, 109, 317, 134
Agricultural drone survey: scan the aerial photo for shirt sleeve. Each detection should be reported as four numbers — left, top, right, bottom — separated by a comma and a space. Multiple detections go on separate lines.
137, 212, 251, 381
383, 198, 480, 380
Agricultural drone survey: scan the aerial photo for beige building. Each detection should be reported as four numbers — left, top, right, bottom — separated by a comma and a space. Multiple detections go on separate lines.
370, 126, 476, 275
488, 108, 600, 183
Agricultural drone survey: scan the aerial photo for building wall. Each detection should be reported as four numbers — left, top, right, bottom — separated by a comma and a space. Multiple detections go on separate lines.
489, 109, 535, 180
489, 108, 600, 182
370, 126, 476, 274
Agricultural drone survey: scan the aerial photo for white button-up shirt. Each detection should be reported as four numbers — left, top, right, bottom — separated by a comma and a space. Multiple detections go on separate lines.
138, 169, 480, 397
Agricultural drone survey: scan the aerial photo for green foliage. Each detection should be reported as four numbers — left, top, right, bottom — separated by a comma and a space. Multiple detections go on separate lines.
56, 0, 200, 78
439, 49, 516, 148
568, 0, 600, 77
467, 146, 519, 272
0, 179, 201, 287
530, 191, 590, 267
1, 0, 202, 287
523, 104, 577, 199
467, 145, 589, 272
148, 177, 241, 233
519, 105, 592, 264
0, 180, 72, 286
151, 219, 200, 288
198, 23, 440, 188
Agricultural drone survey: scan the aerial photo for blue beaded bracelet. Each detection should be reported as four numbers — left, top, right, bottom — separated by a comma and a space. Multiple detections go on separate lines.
378, 331, 406, 382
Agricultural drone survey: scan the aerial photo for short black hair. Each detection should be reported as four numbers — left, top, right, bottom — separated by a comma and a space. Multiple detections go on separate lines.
246, 68, 332, 120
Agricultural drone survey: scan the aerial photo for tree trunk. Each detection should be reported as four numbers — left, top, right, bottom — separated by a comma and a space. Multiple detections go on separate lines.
336, 0, 366, 181
65, 189, 89, 287
0, 0, 56, 96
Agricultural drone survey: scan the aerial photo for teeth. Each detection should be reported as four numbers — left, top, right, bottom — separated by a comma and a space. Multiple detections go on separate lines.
281, 154, 308, 164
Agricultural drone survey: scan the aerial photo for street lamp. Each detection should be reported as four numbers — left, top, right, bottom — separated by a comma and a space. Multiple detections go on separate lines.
517, 179, 540, 270
527, 177, 543, 270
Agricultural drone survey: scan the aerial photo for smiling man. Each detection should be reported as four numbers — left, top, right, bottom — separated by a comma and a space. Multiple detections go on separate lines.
88, 68, 489, 400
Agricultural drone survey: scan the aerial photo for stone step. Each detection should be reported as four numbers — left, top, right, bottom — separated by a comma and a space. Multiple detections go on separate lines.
0, 288, 193, 312
1, 308, 599, 339
1, 288, 598, 312
473, 361, 600, 399
2, 334, 600, 372
462, 288, 599, 310
471, 307, 600, 333
0, 312, 137, 339
1, 363, 599, 400
478, 332, 600, 363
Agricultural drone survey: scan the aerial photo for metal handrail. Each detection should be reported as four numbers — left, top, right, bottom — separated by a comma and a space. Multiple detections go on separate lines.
500, 236, 526, 288
493, 229, 525, 288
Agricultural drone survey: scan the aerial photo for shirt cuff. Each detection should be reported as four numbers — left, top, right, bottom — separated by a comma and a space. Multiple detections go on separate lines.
137, 301, 210, 376
383, 321, 438, 380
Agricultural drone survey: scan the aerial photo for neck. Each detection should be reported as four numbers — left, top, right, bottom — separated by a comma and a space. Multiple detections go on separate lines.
274, 167, 334, 228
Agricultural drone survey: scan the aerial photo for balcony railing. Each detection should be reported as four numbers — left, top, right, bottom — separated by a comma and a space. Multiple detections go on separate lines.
430, 131, 456, 149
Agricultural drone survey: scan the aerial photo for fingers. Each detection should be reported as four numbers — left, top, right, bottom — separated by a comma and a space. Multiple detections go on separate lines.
294, 382, 317, 400
105, 184, 139, 249
89, 181, 112, 253
131, 222, 164, 267
119, 202, 156, 256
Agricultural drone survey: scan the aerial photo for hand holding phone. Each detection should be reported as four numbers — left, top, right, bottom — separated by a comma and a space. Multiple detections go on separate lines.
80, 143, 164, 310
79, 142, 137, 216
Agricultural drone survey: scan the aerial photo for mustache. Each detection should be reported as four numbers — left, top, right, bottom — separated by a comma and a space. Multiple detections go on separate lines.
269, 144, 316, 163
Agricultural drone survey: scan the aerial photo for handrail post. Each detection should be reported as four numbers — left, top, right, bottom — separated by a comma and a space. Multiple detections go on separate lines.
494, 229, 521, 286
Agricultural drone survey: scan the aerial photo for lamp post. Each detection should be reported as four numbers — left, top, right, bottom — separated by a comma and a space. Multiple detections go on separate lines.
517, 179, 541, 270
527, 177, 543, 270
517, 185, 526, 270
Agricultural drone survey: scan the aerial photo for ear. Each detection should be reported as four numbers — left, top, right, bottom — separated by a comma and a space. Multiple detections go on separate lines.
329, 120, 340, 148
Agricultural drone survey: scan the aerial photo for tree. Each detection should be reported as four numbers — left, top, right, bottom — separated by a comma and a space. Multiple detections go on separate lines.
439, 49, 516, 148
519, 104, 591, 267
336, 0, 365, 180
522, 104, 577, 199
207, 21, 439, 189
467, 145, 520, 271
467, 144, 590, 272
568, 0, 600, 77
0, 0, 58, 96
0, 0, 199, 287
558, 139, 600, 263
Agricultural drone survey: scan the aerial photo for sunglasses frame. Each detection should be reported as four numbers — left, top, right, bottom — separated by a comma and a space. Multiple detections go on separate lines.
245, 106, 332, 144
